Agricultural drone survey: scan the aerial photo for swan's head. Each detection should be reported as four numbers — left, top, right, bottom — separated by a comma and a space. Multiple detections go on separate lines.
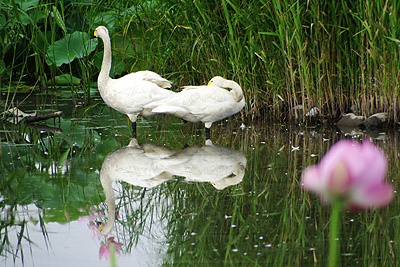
207, 76, 244, 102
207, 76, 226, 87
91, 26, 109, 39
98, 220, 114, 236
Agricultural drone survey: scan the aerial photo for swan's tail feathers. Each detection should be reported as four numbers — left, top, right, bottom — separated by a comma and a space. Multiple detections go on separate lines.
142, 77, 171, 88
145, 78, 171, 89
139, 71, 172, 88
159, 80, 172, 89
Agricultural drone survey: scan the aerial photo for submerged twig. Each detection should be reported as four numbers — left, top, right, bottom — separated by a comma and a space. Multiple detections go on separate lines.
24, 111, 63, 124
2, 107, 63, 133
24, 123, 63, 134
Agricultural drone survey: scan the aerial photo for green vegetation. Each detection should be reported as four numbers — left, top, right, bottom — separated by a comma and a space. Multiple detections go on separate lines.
1, 0, 400, 122
2, 1, 399, 264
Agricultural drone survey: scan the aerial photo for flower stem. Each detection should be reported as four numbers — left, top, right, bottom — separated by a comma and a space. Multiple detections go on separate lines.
328, 199, 343, 267
110, 243, 116, 267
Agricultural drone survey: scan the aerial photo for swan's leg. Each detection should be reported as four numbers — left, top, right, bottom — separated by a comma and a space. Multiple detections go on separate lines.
204, 122, 212, 140
131, 122, 137, 138
205, 127, 211, 140
128, 114, 139, 138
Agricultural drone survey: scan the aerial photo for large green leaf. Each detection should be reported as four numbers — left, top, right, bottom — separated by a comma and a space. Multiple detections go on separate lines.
0, 14, 7, 30
46, 31, 97, 67
14, 0, 39, 11
93, 11, 118, 30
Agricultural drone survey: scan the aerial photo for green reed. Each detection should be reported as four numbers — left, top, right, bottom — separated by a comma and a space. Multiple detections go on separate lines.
139, 0, 400, 123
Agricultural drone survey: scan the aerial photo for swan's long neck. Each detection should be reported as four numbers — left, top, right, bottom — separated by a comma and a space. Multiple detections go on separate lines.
100, 170, 116, 236
225, 80, 244, 102
98, 33, 112, 90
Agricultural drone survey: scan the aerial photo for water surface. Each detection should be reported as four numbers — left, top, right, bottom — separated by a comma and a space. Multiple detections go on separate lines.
1, 89, 399, 266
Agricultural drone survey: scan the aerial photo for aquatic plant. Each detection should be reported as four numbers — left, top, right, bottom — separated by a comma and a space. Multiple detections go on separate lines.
301, 139, 394, 209
300, 139, 395, 266
99, 237, 123, 261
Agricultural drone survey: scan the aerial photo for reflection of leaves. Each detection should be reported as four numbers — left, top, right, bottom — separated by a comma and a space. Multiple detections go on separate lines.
2, 170, 103, 223
46, 32, 98, 67
54, 74, 81, 85
58, 148, 70, 167
1, 99, 123, 226
29, 175, 57, 205
59, 119, 88, 148
95, 137, 119, 155
3, 172, 54, 206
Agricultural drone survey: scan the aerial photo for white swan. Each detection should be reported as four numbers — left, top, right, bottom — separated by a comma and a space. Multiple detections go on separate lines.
98, 138, 246, 234
144, 76, 245, 139
91, 26, 174, 137
99, 138, 181, 235
166, 139, 247, 190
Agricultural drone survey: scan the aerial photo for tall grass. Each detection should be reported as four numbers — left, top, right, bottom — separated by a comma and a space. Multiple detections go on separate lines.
141, 0, 400, 123
1, 0, 400, 123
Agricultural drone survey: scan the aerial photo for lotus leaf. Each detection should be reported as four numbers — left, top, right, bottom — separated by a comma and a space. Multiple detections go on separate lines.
46, 31, 97, 67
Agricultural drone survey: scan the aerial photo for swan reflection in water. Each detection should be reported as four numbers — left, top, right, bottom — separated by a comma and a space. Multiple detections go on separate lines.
99, 139, 247, 235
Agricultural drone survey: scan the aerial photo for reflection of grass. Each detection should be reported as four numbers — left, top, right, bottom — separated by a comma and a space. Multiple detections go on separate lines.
2, 92, 400, 265
0, 206, 50, 264
103, 124, 400, 266
0, 111, 108, 262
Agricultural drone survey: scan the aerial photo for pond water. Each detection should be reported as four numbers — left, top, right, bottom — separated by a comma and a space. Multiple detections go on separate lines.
1, 89, 399, 266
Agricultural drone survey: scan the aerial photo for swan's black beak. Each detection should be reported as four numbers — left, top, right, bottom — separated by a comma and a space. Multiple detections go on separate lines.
90, 30, 97, 39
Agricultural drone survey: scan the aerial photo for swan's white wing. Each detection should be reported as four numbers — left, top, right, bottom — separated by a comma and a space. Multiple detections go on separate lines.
104, 78, 174, 114
185, 87, 242, 119
145, 86, 243, 123
102, 145, 174, 187
146, 85, 221, 109
152, 104, 200, 122
148, 89, 204, 122
152, 105, 188, 114
192, 98, 245, 123
165, 143, 247, 188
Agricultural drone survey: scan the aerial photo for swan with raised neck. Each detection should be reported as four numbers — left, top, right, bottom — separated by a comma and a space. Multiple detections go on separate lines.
92, 26, 174, 137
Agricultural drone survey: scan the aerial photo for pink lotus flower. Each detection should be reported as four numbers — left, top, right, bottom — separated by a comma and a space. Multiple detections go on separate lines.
99, 237, 123, 260
301, 139, 394, 209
